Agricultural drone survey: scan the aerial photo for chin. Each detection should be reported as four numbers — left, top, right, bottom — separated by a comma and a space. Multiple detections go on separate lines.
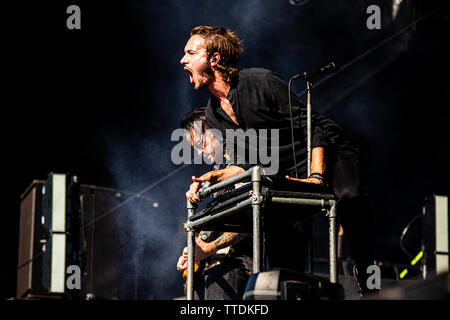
194, 75, 212, 90
194, 82, 207, 90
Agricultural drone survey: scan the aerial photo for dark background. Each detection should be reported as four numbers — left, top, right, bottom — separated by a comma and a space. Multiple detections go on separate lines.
2, 0, 449, 299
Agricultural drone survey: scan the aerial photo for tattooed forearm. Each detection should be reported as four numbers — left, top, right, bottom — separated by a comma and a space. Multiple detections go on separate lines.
212, 232, 249, 251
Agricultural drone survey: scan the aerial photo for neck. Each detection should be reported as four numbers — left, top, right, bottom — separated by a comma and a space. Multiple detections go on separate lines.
208, 72, 230, 101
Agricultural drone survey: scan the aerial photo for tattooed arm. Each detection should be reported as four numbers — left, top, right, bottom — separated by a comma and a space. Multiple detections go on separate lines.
213, 232, 248, 251
177, 232, 249, 271
195, 232, 249, 261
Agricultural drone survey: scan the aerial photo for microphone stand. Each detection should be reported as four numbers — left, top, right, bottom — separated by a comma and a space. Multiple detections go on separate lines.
306, 79, 312, 178
289, 62, 337, 275
291, 63, 336, 178
305, 78, 313, 275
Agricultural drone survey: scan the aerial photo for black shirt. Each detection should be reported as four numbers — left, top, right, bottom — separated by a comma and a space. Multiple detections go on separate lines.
206, 68, 354, 178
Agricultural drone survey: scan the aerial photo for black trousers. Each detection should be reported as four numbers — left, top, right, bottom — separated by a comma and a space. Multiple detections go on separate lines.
330, 147, 375, 268
195, 257, 251, 300
263, 214, 310, 272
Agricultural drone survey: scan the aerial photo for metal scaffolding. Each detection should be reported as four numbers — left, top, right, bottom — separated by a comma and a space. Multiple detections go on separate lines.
184, 166, 338, 300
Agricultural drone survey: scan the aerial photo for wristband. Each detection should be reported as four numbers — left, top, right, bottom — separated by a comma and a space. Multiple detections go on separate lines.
309, 172, 324, 180
309, 172, 324, 184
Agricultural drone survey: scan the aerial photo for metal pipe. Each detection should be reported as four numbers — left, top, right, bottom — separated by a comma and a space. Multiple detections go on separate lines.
270, 197, 328, 207
186, 200, 196, 300
197, 166, 256, 199
252, 166, 263, 273
328, 199, 338, 283
187, 198, 253, 231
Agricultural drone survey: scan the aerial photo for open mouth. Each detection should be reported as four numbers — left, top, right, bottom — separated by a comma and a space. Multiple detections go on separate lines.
185, 68, 194, 84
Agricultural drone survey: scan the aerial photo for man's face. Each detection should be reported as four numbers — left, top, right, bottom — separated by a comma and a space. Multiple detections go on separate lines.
188, 124, 219, 163
180, 35, 213, 90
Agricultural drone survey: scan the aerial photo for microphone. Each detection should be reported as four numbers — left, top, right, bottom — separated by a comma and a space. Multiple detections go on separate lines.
291, 62, 338, 81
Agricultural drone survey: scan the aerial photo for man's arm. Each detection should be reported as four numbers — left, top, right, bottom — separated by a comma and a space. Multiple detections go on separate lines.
310, 146, 326, 176
186, 165, 245, 203
286, 146, 326, 184
194, 232, 249, 261
176, 232, 249, 271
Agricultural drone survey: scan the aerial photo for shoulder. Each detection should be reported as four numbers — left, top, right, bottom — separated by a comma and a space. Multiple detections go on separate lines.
237, 68, 286, 90
238, 68, 283, 80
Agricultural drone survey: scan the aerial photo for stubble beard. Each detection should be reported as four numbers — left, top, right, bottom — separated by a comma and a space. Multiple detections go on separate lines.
194, 61, 214, 90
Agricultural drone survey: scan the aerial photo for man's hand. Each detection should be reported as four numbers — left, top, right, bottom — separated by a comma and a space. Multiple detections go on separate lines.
285, 176, 323, 184
185, 176, 209, 203
176, 238, 214, 271
176, 247, 188, 271
185, 166, 245, 203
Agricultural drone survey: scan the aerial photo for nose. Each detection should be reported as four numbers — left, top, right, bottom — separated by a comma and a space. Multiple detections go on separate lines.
180, 53, 187, 65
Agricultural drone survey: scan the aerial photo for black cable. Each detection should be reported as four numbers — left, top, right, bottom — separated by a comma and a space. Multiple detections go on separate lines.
0, 251, 45, 283
399, 214, 422, 259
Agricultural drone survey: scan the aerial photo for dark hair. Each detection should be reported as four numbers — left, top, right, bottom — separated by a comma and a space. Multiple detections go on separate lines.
190, 26, 243, 84
180, 107, 207, 131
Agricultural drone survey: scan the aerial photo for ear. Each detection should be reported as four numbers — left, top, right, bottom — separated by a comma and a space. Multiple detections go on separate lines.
210, 53, 220, 66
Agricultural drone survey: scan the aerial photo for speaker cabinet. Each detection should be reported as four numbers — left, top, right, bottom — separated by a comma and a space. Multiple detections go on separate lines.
17, 173, 81, 299
16, 180, 45, 298
243, 268, 344, 300
423, 195, 449, 277
17, 177, 157, 300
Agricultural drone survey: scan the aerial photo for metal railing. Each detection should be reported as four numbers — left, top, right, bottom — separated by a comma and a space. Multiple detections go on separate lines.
184, 166, 337, 300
